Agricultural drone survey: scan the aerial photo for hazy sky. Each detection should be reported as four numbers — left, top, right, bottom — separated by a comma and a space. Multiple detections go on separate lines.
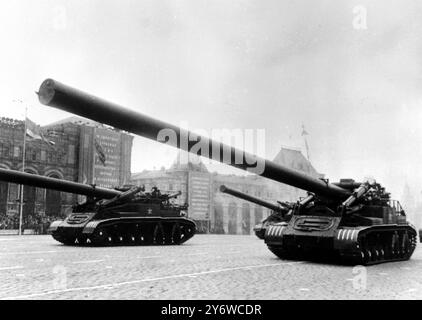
1, 0, 422, 201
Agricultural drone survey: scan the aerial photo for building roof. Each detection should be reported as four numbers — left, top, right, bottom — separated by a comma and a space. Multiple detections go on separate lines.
169, 152, 209, 173
272, 147, 321, 178
42, 116, 101, 128
132, 170, 175, 180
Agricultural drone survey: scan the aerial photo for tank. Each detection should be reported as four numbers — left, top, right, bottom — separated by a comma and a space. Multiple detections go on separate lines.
219, 185, 292, 239
37, 78, 417, 265
0, 168, 195, 246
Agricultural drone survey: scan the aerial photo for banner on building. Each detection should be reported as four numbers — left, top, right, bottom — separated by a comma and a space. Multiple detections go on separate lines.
94, 138, 106, 166
188, 172, 211, 221
25, 117, 55, 147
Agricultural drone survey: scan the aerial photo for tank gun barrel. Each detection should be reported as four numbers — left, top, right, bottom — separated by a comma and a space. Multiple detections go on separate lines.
37, 79, 351, 199
220, 185, 286, 213
167, 190, 182, 199
0, 168, 120, 199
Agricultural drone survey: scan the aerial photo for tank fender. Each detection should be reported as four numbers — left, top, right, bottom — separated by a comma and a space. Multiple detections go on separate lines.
48, 220, 64, 232
264, 222, 288, 242
333, 228, 366, 250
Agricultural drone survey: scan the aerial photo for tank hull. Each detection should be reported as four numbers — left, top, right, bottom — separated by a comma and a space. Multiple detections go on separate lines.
265, 223, 417, 265
50, 216, 196, 246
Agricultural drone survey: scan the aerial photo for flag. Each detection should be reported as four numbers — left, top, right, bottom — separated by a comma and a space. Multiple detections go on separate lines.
301, 124, 309, 136
94, 139, 106, 166
25, 118, 56, 147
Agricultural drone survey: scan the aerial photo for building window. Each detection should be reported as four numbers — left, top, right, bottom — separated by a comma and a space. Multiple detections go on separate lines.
13, 146, 20, 158
68, 145, 75, 164
2, 145, 10, 157
48, 152, 57, 163
41, 150, 46, 161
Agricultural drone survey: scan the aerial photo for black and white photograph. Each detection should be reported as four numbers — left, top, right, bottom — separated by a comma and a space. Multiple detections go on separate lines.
1, 0, 422, 305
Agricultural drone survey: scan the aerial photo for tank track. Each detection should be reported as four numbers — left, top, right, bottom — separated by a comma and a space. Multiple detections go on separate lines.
267, 226, 417, 266
339, 226, 417, 265
52, 219, 196, 246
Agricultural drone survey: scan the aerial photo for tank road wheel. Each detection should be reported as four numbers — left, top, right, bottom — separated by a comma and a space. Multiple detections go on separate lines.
401, 232, 410, 256
138, 223, 157, 245
74, 235, 87, 246
161, 223, 174, 245
358, 238, 371, 265
153, 223, 165, 245
133, 224, 143, 244
359, 250, 365, 264
129, 225, 140, 245
91, 227, 110, 246
364, 249, 372, 264
391, 232, 399, 258
171, 223, 182, 245
377, 245, 385, 261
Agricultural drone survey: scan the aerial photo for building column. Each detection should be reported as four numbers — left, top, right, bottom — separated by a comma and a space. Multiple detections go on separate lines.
223, 203, 229, 234
250, 205, 256, 235
236, 203, 242, 235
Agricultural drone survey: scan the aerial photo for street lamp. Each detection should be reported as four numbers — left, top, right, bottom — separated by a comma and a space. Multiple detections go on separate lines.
12, 99, 27, 235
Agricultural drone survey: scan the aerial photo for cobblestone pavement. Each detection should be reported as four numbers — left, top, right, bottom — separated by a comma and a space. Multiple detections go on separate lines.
0, 234, 421, 300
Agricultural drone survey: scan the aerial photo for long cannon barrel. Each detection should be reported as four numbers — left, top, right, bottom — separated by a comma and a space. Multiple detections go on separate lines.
0, 168, 120, 199
220, 185, 285, 213
37, 79, 351, 199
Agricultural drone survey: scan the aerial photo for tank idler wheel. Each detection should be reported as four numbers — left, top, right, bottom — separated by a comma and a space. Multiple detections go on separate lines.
185, 226, 194, 239
171, 223, 182, 245
267, 245, 290, 260
59, 237, 77, 246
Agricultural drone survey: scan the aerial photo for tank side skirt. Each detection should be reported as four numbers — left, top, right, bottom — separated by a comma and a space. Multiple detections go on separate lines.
52, 217, 196, 246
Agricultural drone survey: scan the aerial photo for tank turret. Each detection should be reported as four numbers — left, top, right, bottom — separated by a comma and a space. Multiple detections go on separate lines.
0, 168, 195, 246
37, 79, 417, 265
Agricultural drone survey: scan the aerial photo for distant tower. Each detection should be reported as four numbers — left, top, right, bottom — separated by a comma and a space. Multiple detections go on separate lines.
401, 183, 415, 223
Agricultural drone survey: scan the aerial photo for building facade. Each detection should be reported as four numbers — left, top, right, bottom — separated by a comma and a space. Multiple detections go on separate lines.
131, 148, 321, 235
0, 116, 133, 230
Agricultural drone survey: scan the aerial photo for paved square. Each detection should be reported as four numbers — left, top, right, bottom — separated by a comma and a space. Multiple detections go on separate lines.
0, 234, 421, 299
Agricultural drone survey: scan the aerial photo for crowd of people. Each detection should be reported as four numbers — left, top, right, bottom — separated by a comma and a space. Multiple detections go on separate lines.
0, 215, 63, 234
